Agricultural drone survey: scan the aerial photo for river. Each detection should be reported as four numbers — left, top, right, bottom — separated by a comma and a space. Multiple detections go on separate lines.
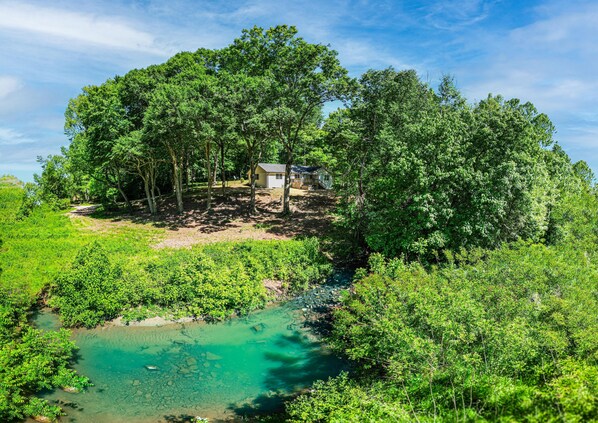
33, 272, 350, 422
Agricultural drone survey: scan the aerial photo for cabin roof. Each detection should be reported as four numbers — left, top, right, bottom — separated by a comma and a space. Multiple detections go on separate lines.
257, 163, 322, 174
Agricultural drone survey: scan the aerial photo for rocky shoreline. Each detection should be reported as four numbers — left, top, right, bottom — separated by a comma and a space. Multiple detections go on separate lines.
105, 269, 353, 329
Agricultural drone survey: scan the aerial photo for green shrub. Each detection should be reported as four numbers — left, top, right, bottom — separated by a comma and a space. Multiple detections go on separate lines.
293, 242, 598, 422
49, 241, 126, 327
50, 238, 332, 327
0, 327, 90, 422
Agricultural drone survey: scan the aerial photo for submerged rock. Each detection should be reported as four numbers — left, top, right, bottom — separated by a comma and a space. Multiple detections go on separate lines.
205, 352, 222, 361
251, 323, 266, 333
145, 365, 159, 371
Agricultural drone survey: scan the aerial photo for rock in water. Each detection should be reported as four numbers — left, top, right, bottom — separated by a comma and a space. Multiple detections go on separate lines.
145, 365, 159, 371
205, 352, 222, 361
251, 323, 265, 333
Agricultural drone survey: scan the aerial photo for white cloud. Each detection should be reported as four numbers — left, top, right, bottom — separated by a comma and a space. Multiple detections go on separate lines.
424, 0, 492, 30
460, 3, 598, 113
336, 40, 413, 71
0, 127, 34, 146
0, 76, 22, 99
0, 1, 166, 55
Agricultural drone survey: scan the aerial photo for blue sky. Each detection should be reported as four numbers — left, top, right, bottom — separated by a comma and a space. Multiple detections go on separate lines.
0, 0, 596, 182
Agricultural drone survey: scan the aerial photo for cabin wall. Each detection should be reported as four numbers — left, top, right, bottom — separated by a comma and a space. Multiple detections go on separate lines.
266, 173, 285, 188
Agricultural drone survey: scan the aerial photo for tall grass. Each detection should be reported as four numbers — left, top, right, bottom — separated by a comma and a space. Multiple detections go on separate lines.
0, 183, 162, 296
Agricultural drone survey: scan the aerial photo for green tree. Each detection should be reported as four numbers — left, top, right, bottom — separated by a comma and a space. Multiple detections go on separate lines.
113, 131, 163, 215
34, 154, 73, 202
65, 80, 133, 209
222, 25, 353, 214
144, 82, 195, 213
216, 71, 276, 214
333, 70, 561, 261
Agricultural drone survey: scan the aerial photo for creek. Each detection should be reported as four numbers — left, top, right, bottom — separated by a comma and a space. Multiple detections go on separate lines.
33, 272, 350, 422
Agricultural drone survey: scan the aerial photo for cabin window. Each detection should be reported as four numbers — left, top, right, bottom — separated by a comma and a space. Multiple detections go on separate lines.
255, 173, 259, 180
276, 173, 283, 179
294, 174, 301, 179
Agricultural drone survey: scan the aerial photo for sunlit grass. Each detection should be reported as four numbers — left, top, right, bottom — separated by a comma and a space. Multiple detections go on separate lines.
0, 184, 163, 296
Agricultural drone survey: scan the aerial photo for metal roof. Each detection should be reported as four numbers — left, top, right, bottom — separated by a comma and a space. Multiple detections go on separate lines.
257, 163, 322, 174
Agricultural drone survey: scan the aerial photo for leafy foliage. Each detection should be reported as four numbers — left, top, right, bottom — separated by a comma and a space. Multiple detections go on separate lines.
50, 241, 125, 327
290, 242, 598, 421
329, 70, 593, 261
0, 285, 90, 422
50, 238, 331, 327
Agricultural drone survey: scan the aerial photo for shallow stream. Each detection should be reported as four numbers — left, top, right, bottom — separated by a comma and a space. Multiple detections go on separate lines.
33, 275, 349, 422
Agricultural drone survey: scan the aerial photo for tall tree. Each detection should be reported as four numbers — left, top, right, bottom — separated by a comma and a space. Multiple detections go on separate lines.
113, 131, 163, 215
222, 25, 353, 214
332, 70, 561, 260
64, 80, 133, 209
217, 71, 276, 214
144, 83, 194, 213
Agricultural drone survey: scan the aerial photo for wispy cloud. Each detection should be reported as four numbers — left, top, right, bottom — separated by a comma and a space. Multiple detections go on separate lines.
0, 76, 22, 99
335, 40, 413, 71
0, 1, 166, 55
0, 127, 35, 146
423, 0, 493, 30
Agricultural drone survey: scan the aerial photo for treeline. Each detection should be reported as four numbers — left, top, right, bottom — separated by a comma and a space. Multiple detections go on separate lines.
288, 240, 598, 421
33, 25, 593, 262
43, 25, 351, 215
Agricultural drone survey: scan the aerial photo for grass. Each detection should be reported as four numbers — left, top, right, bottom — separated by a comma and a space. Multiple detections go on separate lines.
0, 184, 163, 296
0, 181, 337, 303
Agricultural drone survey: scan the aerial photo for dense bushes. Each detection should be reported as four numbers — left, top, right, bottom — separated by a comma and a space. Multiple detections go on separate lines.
0, 287, 90, 422
50, 238, 331, 327
50, 241, 126, 327
289, 243, 598, 422
328, 70, 595, 262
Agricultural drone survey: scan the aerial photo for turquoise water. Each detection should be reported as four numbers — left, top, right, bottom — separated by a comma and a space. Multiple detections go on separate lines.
36, 300, 345, 422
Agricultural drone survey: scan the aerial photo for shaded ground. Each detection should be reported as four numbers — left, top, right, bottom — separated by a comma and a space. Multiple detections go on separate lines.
69, 182, 337, 249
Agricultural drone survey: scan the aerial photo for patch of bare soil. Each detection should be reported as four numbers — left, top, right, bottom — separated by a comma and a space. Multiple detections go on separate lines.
70, 184, 336, 249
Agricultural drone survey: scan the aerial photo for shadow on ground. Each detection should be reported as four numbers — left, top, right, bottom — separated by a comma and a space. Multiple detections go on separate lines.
85, 185, 337, 241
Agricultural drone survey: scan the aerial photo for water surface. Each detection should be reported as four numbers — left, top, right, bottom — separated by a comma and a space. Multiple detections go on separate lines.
36, 291, 346, 422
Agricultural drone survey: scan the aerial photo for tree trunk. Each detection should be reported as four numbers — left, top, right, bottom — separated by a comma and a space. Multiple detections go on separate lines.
171, 160, 184, 213
220, 141, 226, 195
174, 163, 184, 213
185, 150, 191, 191
149, 166, 158, 215
282, 156, 292, 215
249, 159, 257, 215
205, 141, 212, 211
211, 149, 218, 190
115, 170, 132, 211
143, 176, 156, 215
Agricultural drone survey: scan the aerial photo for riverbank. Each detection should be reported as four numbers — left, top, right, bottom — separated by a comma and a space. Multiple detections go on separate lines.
100, 269, 352, 329
33, 275, 351, 422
